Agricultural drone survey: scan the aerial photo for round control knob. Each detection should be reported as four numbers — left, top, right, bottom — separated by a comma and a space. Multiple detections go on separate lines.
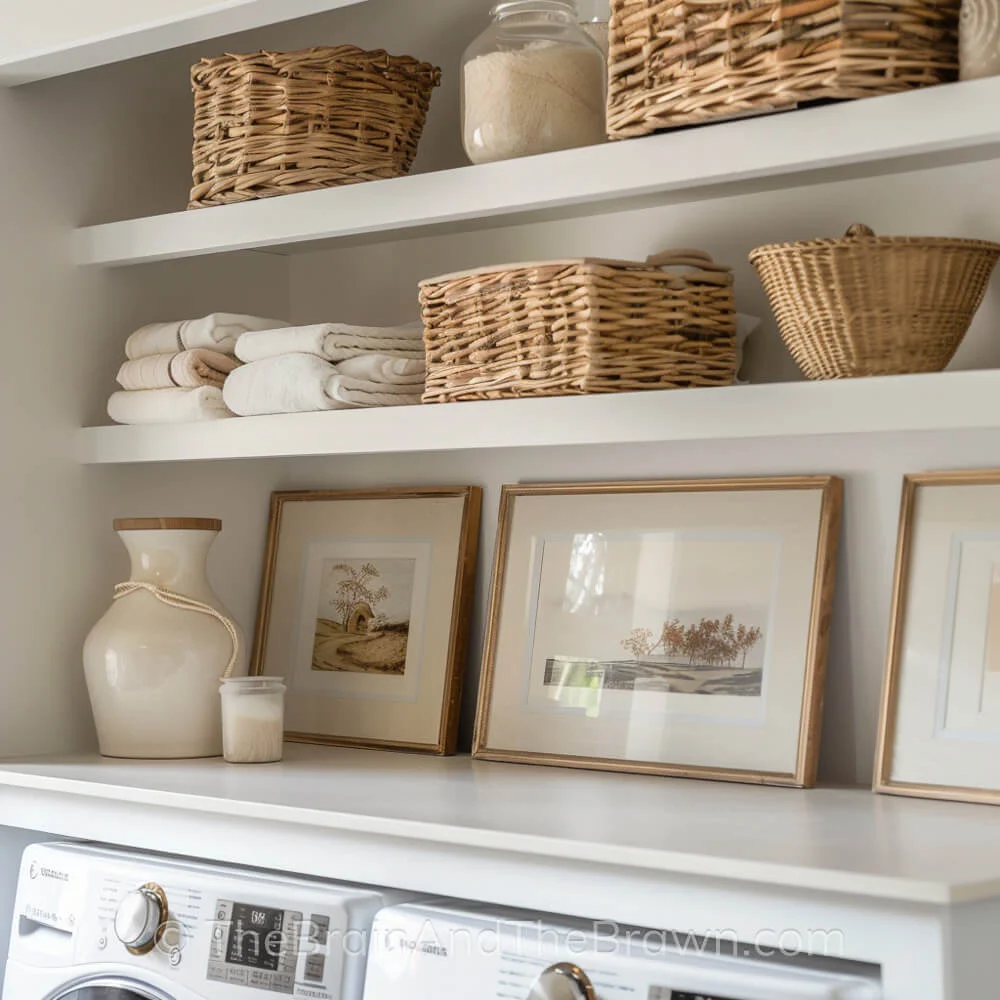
528, 963, 596, 1000
114, 884, 166, 955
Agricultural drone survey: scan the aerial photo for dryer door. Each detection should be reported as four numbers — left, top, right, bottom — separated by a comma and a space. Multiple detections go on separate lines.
49, 977, 176, 1000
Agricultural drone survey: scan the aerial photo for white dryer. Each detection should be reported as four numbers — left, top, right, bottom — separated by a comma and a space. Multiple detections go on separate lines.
3, 843, 409, 1000
362, 901, 883, 1000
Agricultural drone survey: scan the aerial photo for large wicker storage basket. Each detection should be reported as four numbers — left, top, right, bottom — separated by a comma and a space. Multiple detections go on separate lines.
189, 45, 441, 208
419, 252, 735, 402
607, 0, 960, 139
750, 224, 1000, 380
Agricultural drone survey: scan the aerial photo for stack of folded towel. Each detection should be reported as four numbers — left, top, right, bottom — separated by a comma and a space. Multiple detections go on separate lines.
223, 322, 426, 417
107, 314, 287, 424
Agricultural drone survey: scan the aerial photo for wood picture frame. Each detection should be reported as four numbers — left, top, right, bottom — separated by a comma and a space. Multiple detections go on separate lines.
875, 469, 1000, 804
473, 476, 843, 787
252, 486, 481, 755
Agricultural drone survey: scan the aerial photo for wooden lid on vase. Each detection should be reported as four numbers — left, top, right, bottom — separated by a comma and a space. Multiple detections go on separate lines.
113, 517, 222, 532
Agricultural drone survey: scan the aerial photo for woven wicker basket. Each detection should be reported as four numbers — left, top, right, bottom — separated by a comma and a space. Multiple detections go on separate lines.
750, 224, 1000, 380
189, 46, 441, 208
607, 0, 960, 139
419, 252, 735, 402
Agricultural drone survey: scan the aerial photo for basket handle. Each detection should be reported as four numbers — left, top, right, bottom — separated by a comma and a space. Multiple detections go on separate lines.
845, 223, 876, 238
646, 248, 731, 272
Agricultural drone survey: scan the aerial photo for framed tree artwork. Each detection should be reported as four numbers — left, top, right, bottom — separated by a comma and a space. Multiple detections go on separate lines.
252, 487, 481, 754
876, 470, 1000, 804
473, 477, 843, 787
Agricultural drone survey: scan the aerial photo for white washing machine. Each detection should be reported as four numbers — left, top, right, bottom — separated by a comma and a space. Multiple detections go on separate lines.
3, 843, 410, 1000
362, 901, 883, 1000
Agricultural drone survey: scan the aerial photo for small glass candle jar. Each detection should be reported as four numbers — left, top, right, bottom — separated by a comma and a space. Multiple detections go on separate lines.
219, 677, 286, 764
462, 0, 606, 165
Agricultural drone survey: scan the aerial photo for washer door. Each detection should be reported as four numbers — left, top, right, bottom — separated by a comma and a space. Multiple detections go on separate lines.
49, 977, 176, 1000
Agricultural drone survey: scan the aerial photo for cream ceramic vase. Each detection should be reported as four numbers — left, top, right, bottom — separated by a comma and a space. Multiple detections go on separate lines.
83, 517, 247, 758
960, 0, 1000, 80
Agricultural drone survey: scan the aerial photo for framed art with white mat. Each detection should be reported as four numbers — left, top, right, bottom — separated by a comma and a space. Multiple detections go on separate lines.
876, 470, 1000, 804
472, 477, 842, 787
251, 487, 481, 755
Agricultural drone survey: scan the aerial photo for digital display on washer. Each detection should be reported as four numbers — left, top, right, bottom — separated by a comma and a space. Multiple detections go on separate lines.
653, 992, 741, 1000
649, 990, 740, 1000
208, 899, 301, 994
226, 902, 285, 970
670, 994, 740, 1000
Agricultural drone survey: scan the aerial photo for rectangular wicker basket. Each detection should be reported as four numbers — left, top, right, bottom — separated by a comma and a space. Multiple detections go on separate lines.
189, 45, 441, 208
419, 253, 735, 403
607, 0, 960, 139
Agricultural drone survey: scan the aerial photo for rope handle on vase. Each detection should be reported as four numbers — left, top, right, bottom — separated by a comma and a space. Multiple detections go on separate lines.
113, 581, 241, 679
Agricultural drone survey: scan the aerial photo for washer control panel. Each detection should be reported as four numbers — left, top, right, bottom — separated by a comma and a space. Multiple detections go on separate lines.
9, 843, 408, 1000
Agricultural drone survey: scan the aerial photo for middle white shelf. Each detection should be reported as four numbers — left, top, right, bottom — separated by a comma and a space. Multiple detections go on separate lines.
79, 369, 1000, 464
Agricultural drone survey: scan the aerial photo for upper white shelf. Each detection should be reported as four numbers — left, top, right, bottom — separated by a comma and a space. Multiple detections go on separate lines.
78, 370, 1000, 464
1, 744, 999, 906
0, 0, 368, 86
73, 77, 1000, 267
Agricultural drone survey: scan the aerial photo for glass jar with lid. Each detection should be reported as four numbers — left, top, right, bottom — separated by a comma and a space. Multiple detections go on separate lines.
576, 0, 610, 56
462, 0, 607, 165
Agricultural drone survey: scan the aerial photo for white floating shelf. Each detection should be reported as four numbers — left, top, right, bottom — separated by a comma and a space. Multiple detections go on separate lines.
78, 370, 1000, 465
73, 78, 1000, 267
1, 745, 999, 906
0, 0, 368, 86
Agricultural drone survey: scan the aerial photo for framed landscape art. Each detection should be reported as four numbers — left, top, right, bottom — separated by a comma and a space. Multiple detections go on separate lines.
252, 486, 481, 755
876, 470, 1000, 804
473, 477, 843, 787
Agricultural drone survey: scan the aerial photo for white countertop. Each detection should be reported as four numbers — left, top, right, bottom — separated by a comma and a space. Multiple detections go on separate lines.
1, 745, 997, 906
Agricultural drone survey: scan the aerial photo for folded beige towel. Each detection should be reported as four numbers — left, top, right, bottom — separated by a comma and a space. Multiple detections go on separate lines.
116, 350, 241, 391
235, 323, 424, 364
223, 354, 422, 416
125, 313, 288, 359
107, 387, 233, 424
335, 354, 425, 384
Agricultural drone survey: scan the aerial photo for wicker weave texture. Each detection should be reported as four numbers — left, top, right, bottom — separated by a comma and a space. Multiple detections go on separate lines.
607, 0, 960, 139
750, 225, 1000, 380
419, 254, 736, 402
190, 46, 441, 208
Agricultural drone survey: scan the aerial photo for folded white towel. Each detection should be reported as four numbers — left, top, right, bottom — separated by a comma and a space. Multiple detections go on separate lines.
235, 322, 424, 364
327, 378, 424, 408
126, 313, 288, 360
223, 355, 422, 416
107, 387, 233, 424
331, 374, 423, 397
335, 354, 425, 384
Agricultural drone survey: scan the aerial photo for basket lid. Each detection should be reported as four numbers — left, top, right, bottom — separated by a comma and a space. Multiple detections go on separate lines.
749, 223, 1000, 260
114, 517, 222, 532
192, 45, 441, 84
419, 252, 730, 287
